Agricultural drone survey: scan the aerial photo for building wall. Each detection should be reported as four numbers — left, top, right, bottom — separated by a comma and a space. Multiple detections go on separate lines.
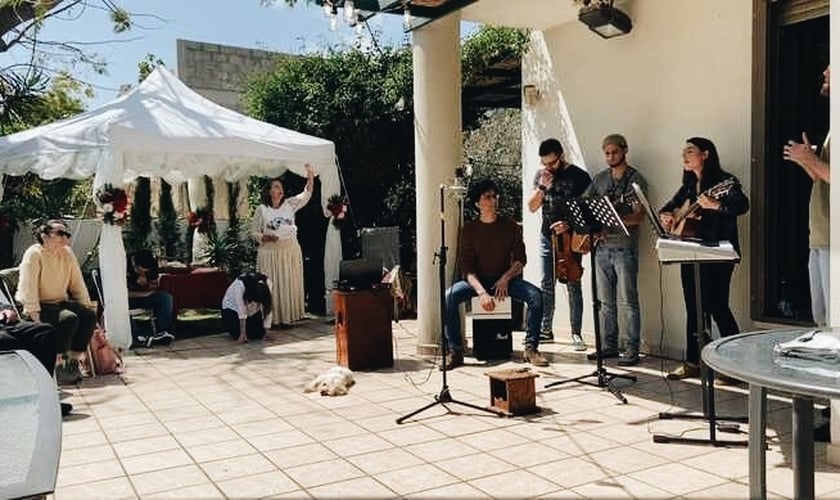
176, 39, 290, 113
521, 0, 753, 358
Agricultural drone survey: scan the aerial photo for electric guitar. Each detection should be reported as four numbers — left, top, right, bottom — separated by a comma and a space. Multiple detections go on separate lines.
670, 178, 736, 237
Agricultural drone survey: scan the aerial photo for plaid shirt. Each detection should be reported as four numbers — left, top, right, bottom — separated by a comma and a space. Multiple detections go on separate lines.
533, 164, 591, 235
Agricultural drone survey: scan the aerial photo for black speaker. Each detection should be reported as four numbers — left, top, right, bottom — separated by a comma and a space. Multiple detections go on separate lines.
472, 318, 512, 361
337, 259, 382, 291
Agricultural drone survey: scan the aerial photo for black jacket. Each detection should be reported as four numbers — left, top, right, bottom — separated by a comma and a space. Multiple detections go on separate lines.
659, 172, 750, 256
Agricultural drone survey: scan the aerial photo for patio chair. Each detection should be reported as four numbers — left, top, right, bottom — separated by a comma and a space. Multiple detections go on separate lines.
0, 267, 97, 379
91, 269, 155, 344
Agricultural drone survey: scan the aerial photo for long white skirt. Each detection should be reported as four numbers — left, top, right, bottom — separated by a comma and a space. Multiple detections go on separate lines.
257, 238, 305, 325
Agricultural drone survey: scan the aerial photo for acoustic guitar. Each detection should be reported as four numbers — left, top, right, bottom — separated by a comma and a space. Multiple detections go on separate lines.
670, 178, 735, 237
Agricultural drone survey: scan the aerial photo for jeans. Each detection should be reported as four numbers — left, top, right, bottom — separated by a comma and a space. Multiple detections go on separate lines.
680, 263, 739, 364
809, 247, 830, 327
594, 246, 641, 352
129, 291, 174, 337
445, 277, 543, 351
540, 234, 583, 335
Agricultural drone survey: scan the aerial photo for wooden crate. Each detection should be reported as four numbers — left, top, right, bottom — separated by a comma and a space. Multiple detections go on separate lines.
485, 368, 539, 416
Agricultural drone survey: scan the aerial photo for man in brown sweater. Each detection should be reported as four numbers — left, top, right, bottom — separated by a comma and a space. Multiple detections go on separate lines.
444, 179, 547, 369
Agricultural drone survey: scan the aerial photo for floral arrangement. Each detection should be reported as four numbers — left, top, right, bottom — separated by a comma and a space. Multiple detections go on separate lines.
96, 184, 129, 226
326, 194, 349, 228
187, 206, 215, 235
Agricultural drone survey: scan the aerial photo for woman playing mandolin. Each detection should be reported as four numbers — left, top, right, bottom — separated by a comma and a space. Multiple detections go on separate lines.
658, 137, 749, 380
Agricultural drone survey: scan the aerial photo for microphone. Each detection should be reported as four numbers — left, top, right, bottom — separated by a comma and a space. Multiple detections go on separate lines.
444, 163, 471, 199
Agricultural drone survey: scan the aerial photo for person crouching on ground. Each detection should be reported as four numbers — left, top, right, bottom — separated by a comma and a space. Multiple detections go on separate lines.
221, 272, 273, 343
444, 179, 548, 369
127, 249, 175, 348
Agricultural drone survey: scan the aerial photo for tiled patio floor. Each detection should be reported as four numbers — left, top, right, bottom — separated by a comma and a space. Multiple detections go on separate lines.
51, 319, 840, 499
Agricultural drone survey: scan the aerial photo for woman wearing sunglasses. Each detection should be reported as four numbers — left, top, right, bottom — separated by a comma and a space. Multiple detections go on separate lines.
16, 219, 97, 385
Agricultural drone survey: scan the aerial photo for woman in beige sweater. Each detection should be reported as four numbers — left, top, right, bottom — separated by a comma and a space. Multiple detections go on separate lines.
16, 219, 96, 384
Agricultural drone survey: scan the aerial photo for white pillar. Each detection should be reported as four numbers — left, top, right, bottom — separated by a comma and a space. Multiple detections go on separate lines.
825, 1, 840, 464
413, 15, 462, 354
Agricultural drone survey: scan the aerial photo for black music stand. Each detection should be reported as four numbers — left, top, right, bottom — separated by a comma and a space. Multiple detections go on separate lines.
396, 184, 506, 424
629, 182, 748, 446
544, 196, 637, 403
653, 256, 748, 447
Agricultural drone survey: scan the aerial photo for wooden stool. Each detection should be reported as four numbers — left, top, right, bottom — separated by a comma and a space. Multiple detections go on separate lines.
485, 368, 539, 416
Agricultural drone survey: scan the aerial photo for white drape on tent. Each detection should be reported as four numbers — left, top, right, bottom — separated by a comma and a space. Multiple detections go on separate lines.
0, 67, 342, 350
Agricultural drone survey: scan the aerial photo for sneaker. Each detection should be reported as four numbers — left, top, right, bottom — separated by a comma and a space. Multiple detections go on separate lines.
60, 402, 73, 417
587, 348, 620, 361
151, 331, 175, 346
442, 351, 464, 370
571, 333, 586, 351
56, 363, 82, 386
666, 363, 701, 380
617, 351, 639, 367
524, 347, 549, 367
539, 332, 555, 344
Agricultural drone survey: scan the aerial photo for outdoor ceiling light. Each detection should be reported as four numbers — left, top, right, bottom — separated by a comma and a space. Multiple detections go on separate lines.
578, 0, 632, 39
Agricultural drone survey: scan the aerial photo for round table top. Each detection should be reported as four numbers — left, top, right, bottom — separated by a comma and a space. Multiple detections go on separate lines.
702, 328, 840, 400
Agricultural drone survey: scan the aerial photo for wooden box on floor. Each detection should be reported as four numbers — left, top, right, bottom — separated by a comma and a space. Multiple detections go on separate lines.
485, 368, 539, 416
333, 288, 393, 370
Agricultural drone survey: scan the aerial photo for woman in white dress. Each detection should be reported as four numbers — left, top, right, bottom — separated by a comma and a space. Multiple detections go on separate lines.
251, 165, 314, 326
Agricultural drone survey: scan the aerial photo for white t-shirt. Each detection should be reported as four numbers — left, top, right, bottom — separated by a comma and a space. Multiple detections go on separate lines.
252, 189, 312, 241
221, 278, 273, 327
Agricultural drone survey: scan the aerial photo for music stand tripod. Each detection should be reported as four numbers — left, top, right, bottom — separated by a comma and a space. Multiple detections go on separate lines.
544, 196, 637, 403
396, 184, 506, 424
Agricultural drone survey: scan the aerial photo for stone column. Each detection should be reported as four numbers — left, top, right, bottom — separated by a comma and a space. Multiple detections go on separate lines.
412, 15, 462, 355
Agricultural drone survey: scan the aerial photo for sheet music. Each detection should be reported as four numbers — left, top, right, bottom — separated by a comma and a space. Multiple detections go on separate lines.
655, 238, 738, 263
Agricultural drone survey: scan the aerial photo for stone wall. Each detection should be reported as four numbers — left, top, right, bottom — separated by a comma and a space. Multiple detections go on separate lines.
176, 39, 293, 113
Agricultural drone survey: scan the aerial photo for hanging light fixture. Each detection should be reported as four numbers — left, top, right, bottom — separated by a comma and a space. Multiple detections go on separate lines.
578, 0, 633, 39
323, 1, 361, 31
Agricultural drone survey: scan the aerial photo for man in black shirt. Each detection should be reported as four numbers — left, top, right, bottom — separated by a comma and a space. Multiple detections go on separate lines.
527, 138, 592, 350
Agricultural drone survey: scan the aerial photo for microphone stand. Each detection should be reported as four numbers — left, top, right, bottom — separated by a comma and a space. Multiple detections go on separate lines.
397, 183, 505, 424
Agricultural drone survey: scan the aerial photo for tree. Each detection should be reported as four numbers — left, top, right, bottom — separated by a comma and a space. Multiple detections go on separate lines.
463, 108, 523, 222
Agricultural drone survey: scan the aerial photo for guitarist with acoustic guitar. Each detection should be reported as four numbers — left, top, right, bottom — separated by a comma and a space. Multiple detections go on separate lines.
658, 137, 749, 381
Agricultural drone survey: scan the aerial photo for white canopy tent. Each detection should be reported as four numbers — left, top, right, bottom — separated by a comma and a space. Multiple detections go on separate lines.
0, 67, 341, 350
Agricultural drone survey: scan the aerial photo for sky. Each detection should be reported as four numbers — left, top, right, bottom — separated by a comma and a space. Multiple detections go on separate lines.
22, 0, 415, 107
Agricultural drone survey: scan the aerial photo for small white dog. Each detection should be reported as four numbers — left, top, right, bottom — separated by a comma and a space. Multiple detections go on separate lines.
304, 366, 355, 396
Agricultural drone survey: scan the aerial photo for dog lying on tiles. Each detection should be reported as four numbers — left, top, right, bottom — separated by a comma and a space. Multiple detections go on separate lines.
304, 366, 355, 396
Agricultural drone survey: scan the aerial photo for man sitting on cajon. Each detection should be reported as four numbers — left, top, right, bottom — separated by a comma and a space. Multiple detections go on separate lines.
443, 179, 547, 369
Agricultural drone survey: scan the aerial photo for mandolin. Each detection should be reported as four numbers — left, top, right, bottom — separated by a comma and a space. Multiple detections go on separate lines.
552, 231, 583, 284
670, 178, 735, 237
